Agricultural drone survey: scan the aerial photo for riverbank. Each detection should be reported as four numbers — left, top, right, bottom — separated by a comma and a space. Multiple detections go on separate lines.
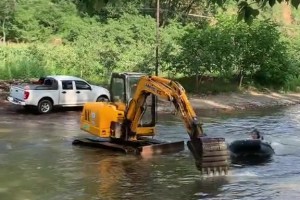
155, 90, 300, 113
188, 91, 300, 111
1, 80, 300, 112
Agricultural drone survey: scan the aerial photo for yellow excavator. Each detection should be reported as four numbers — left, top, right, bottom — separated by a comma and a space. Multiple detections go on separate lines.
74, 72, 229, 175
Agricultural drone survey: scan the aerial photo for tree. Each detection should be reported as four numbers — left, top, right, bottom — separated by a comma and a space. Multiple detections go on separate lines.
78, 0, 300, 23
0, 0, 16, 44
176, 15, 294, 88
210, 0, 300, 23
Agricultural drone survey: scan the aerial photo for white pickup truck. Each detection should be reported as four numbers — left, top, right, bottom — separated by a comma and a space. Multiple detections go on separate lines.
7, 75, 110, 114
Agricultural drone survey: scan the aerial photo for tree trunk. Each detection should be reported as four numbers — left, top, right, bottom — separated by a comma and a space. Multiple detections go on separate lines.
2, 19, 6, 45
238, 69, 243, 88
195, 73, 204, 93
195, 74, 199, 93
2, 18, 11, 79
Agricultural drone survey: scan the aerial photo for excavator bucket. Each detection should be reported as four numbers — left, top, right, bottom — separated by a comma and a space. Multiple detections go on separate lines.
187, 137, 230, 175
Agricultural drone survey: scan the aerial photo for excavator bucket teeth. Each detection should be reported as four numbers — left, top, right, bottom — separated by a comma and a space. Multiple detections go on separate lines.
187, 137, 230, 175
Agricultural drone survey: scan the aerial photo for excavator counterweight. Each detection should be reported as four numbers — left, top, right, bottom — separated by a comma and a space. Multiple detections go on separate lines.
75, 73, 230, 175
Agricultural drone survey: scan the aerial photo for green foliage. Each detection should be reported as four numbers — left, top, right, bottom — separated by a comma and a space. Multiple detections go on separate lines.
0, 12, 171, 84
6, 0, 82, 42
210, 0, 300, 23
74, 0, 214, 25
0, 0, 16, 22
74, 0, 141, 19
176, 76, 239, 94
0, 45, 47, 80
0, 0, 16, 42
72, 14, 158, 80
175, 15, 298, 89
0, 0, 300, 94
159, 20, 190, 74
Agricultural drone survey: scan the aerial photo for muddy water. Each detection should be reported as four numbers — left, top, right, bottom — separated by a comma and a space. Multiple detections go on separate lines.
1, 105, 300, 200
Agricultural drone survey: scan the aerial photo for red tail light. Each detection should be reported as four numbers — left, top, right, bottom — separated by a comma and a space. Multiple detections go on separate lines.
24, 91, 30, 100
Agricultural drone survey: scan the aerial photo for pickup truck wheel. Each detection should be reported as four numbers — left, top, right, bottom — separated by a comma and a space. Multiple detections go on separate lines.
96, 96, 109, 102
37, 99, 53, 114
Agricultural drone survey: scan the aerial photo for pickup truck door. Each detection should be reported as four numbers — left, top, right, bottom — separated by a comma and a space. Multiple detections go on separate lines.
74, 80, 94, 104
59, 80, 77, 105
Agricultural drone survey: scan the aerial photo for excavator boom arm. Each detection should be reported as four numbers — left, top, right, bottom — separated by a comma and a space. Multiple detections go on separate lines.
126, 76, 203, 139
125, 76, 229, 175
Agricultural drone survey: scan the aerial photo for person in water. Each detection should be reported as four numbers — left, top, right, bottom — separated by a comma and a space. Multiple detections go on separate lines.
251, 129, 264, 140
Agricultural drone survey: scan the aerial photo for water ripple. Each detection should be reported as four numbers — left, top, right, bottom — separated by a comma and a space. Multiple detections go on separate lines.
1, 105, 300, 199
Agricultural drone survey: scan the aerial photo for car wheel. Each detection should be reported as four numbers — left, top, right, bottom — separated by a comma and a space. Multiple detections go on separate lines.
96, 96, 109, 102
37, 99, 53, 114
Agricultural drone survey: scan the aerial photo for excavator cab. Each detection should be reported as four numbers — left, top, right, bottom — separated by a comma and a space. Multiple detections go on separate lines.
110, 72, 145, 104
110, 72, 156, 132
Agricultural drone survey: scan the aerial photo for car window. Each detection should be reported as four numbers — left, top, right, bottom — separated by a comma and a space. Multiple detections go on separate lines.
61, 80, 73, 90
75, 81, 91, 90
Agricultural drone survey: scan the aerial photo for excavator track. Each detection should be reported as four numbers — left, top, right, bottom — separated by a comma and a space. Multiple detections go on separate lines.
187, 137, 230, 175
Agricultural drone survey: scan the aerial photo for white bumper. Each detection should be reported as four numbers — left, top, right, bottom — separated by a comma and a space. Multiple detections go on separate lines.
7, 96, 26, 106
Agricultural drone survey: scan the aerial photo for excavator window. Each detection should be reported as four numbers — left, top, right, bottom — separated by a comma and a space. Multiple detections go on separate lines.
128, 77, 140, 99
111, 77, 125, 103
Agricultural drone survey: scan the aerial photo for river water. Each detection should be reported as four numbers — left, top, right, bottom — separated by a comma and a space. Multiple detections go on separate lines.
1, 105, 300, 200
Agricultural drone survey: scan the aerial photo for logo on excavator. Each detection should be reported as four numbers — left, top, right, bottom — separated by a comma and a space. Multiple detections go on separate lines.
145, 83, 163, 95
82, 124, 90, 131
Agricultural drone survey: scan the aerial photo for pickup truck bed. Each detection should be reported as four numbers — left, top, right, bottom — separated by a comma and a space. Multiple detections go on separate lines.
7, 75, 110, 114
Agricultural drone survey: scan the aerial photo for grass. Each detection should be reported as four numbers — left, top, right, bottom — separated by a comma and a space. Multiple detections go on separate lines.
175, 75, 240, 95
175, 75, 300, 95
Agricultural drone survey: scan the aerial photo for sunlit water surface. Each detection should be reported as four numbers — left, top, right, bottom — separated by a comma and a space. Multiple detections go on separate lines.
1, 105, 300, 200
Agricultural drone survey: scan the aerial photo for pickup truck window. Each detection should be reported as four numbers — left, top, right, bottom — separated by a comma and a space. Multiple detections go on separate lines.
75, 81, 91, 90
62, 80, 73, 90
44, 79, 53, 86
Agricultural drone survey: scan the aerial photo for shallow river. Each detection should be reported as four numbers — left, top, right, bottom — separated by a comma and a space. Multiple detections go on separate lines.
1, 105, 300, 200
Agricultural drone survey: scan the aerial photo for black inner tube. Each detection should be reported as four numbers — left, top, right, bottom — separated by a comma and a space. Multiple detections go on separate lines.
229, 139, 274, 159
